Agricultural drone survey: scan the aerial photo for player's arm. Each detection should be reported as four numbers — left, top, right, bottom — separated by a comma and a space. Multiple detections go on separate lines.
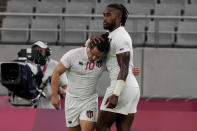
58, 73, 68, 96
106, 52, 130, 108
51, 62, 67, 109
116, 52, 130, 80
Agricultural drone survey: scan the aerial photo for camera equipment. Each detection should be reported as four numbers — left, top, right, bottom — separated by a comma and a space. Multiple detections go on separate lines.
18, 48, 47, 65
1, 62, 43, 100
45, 47, 52, 57
0, 48, 48, 107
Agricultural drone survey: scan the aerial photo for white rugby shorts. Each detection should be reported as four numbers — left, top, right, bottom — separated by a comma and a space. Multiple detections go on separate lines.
65, 95, 98, 127
100, 84, 140, 115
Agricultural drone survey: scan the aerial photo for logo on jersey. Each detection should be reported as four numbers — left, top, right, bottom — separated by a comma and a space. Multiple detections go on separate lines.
86, 110, 94, 118
79, 61, 83, 65
120, 48, 124, 51
96, 60, 103, 68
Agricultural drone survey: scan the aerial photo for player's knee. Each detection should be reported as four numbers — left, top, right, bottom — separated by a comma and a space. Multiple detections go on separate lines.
96, 126, 110, 131
81, 125, 94, 131
81, 127, 94, 131
96, 121, 110, 131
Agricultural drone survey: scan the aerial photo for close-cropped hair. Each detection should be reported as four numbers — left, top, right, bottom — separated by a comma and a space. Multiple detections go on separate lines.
107, 3, 129, 26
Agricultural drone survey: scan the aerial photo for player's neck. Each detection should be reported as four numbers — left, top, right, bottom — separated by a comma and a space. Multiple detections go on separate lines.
109, 24, 121, 32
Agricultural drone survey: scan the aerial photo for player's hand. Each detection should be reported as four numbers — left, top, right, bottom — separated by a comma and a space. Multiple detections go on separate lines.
90, 35, 104, 44
132, 66, 140, 76
58, 87, 66, 95
51, 95, 61, 110
105, 94, 118, 109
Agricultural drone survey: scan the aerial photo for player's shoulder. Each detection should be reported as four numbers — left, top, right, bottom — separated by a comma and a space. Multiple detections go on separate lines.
62, 47, 85, 60
113, 27, 130, 39
119, 27, 130, 37
64, 47, 84, 56
67, 47, 84, 53
113, 34, 131, 45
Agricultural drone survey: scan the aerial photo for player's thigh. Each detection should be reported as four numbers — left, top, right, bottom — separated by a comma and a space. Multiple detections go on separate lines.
67, 125, 81, 131
79, 97, 97, 131
79, 96, 98, 122
97, 110, 119, 128
80, 120, 95, 131
116, 113, 135, 131
65, 97, 82, 128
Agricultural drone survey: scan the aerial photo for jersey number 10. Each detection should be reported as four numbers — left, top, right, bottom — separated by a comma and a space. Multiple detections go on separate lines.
85, 62, 95, 70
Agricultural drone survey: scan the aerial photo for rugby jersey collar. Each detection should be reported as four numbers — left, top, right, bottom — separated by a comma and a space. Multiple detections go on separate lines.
109, 26, 124, 37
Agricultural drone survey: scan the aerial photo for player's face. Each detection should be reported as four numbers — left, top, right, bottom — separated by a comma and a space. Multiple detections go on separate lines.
103, 7, 120, 31
87, 47, 104, 62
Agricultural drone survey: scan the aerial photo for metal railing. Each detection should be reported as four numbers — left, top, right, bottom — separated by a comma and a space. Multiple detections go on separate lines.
0, 12, 197, 46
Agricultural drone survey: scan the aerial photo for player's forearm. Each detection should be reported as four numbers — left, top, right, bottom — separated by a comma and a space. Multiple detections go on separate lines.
113, 66, 128, 96
117, 65, 129, 81
114, 52, 130, 96
51, 71, 61, 96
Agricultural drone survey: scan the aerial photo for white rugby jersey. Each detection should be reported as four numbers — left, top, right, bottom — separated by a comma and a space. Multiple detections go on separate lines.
106, 26, 139, 87
61, 47, 106, 99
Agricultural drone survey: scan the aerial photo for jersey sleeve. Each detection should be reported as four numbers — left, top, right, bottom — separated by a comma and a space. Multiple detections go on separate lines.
60, 50, 73, 69
114, 37, 130, 54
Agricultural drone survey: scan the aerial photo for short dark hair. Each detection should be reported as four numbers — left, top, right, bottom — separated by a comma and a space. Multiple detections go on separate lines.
89, 33, 110, 54
107, 3, 129, 26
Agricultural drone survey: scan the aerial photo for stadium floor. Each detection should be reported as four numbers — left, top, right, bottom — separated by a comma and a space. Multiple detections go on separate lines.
0, 96, 197, 131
